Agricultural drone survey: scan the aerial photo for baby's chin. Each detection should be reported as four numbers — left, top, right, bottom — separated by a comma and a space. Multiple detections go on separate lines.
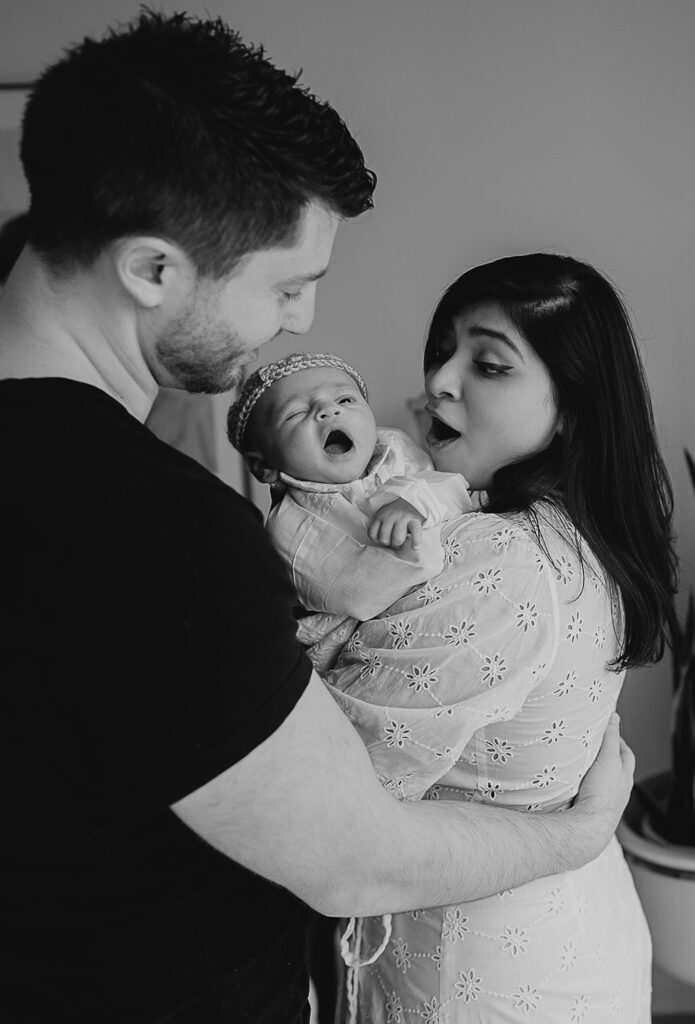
322, 457, 372, 485
290, 451, 371, 485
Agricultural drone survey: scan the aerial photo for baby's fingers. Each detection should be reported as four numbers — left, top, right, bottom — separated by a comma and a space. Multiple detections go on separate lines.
408, 520, 423, 550
390, 517, 412, 548
369, 515, 396, 547
367, 518, 383, 544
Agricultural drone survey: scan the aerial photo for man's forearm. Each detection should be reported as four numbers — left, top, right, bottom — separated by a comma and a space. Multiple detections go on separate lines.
320, 711, 629, 919
172, 676, 629, 921
326, 795, 601, 918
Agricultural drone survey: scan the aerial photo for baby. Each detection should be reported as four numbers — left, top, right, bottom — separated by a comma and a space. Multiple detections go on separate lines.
227, 351, 472, 666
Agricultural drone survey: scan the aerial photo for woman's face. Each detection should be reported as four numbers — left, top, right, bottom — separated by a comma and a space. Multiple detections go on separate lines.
424, 302, 560, 490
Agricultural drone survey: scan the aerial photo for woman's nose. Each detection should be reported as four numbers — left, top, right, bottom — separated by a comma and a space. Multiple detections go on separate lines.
426, 358, 461, 400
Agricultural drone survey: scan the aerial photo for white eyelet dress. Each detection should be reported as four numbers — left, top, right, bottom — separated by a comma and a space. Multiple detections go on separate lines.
325, 503, 651, 1024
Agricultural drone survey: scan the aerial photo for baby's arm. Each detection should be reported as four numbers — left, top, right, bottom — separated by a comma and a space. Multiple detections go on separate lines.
362, 471, 472, 553
268, 492, 447, 621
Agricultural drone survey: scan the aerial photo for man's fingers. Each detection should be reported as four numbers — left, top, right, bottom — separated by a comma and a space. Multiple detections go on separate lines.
594, 713, 633, 775
619, 736, 635, 772
597, 712, 620, 754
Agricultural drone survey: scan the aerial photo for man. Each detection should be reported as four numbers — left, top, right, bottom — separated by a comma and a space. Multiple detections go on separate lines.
0, 11, 634, 1022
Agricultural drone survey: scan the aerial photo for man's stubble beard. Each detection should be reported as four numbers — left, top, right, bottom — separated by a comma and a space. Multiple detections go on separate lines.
154, 307, 249, 395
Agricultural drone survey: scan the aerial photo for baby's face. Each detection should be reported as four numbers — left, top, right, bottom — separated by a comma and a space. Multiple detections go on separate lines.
252, 366, 378, 484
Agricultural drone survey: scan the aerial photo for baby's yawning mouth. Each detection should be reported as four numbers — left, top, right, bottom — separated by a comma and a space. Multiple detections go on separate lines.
324, 429, 354, 455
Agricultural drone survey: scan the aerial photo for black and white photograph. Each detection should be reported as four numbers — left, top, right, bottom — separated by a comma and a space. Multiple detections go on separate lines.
1, 2, 694, 1021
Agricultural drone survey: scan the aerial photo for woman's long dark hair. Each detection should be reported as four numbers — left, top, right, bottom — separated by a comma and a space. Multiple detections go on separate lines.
424, 253, 678, 670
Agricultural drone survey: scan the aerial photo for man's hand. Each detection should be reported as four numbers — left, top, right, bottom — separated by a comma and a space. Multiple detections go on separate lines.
572, 712, 635, 842
367, 497, 426, 549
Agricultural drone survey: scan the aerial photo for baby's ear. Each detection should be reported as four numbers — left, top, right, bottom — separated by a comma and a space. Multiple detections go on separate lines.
244, 450, 280, 484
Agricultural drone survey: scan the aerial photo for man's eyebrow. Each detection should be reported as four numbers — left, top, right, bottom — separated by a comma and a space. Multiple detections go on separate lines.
280, 267, 329, 286
469, 325, 523, 359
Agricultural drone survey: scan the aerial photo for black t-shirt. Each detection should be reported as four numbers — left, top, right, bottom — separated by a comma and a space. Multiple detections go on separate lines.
0, 379, 313, 1022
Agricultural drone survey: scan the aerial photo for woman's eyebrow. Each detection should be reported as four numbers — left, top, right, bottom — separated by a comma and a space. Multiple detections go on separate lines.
469, 325, 523, 359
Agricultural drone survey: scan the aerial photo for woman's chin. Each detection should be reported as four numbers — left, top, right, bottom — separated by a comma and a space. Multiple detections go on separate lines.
430, 449, 488, 491
428, 438, 465, 474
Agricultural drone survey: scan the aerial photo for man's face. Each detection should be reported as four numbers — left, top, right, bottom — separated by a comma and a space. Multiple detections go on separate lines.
152, 201, 340, 393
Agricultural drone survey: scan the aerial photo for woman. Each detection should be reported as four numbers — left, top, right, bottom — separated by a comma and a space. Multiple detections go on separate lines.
325, 253, 677, 1023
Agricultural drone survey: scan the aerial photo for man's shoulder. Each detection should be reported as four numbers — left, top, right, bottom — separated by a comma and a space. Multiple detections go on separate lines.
0, 376, 264, 548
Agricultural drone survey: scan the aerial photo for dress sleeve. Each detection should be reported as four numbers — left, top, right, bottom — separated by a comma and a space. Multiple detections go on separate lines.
323, 513, 561, 800
267, 492, 446, 620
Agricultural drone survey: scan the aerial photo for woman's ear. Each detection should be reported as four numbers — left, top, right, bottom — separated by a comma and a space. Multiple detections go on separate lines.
244, 450, 280, 484
113, 237, 192, 309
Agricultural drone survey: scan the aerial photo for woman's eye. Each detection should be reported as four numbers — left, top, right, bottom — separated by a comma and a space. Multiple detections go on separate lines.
282, 289, 303, 303
338, 396, 355, 405
474, 360, 512, 377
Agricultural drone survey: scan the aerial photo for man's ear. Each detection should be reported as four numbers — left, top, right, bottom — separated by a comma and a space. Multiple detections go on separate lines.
113, 237, 191, 309
244, 450, 281, 485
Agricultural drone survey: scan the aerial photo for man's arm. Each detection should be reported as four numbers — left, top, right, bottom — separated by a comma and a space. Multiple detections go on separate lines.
172, 671, 633, 918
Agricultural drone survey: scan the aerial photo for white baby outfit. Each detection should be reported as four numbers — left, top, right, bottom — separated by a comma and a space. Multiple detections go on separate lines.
267, 428, 472, 668
323, 503, 651, 1023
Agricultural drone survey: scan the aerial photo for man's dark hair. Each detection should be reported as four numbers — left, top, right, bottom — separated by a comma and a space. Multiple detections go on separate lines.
20, 9, 376, 275
424, 252, 678, 671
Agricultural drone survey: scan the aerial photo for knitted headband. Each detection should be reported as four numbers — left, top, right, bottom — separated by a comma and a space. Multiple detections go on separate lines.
227, 351, 369, 451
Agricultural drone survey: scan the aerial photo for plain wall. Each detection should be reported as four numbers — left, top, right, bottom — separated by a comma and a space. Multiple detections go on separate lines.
2, 0, 694, 1009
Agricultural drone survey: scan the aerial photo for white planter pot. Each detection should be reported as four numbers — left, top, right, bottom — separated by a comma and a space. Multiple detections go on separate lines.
617, 776, 695, 987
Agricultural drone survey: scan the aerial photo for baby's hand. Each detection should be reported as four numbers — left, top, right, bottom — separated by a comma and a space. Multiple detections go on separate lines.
367, 498, 426, 550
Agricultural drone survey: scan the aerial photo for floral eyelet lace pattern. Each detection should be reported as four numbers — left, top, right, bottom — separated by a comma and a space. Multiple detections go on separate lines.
327, 505, 651, 1022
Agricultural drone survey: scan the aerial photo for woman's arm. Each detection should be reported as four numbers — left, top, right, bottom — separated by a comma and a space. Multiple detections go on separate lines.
172, 671, 633, 917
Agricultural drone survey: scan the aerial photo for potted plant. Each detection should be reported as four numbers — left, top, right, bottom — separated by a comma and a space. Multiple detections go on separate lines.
617, 449, 695, 986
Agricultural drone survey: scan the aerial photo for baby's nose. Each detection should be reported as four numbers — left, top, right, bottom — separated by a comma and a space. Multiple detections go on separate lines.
317, 402, 341, 418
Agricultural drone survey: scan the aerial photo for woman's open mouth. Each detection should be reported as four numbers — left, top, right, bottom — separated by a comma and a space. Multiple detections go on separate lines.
323, 429, 354, 456
427, 415, 461, 447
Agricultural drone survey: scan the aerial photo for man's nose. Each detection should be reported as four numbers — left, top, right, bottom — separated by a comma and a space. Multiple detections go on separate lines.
282, 285, 317, 335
